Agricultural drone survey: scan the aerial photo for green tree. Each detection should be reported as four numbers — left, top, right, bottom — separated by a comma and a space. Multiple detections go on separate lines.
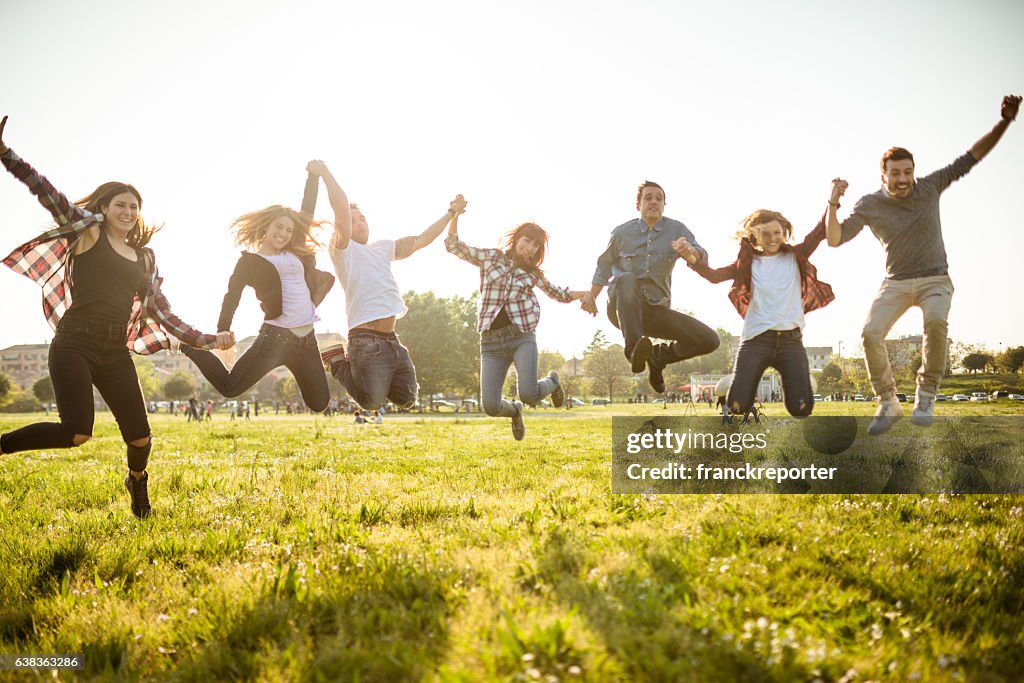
583, 331, 630, 401
396, 291, 479, 401
996, 346, 1024, 374
274, 375, 300, 403
32, 375, 55, 404
818, 362, 843, 395
962, 352, 991, 374
163, 370, 197, 401
0, 372, 11, 403
132, 357, 162, 399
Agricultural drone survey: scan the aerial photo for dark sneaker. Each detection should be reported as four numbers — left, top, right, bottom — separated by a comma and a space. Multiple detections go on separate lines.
630, 337, 652, 374
124, 471, 152, 519
549, 372, 565, 408
511, 401, 525, 441
648, 360, 666, 394
320, 343, 347, 370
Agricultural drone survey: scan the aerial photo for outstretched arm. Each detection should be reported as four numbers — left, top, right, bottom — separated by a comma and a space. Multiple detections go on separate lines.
825, 178, 848, 247
306, 160, 352, 250
969, 95, 1021, 162
395, 194, 467, 260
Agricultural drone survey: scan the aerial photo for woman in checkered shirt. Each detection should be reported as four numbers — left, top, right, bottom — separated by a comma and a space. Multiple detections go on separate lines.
0, 116, 224, 519
446, 203, 595, 440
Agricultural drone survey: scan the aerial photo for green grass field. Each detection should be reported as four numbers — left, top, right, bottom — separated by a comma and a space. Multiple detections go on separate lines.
1, 403, 1022, 681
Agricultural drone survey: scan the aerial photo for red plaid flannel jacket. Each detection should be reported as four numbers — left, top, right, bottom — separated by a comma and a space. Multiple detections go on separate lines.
2, 148, 218, 354
446, 234, 573, 333
690, 218, 835, 318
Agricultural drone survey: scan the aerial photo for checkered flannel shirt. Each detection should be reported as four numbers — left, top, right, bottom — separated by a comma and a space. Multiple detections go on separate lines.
1, 148, 218, 354
446, 233, 573, 333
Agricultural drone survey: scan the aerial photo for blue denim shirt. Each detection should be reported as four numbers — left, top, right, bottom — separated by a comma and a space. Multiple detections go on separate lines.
592, 217, 706, 306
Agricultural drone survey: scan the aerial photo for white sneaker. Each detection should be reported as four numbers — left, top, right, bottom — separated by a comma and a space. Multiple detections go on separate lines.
911, 391, 936, 427
868, 398, 903, 436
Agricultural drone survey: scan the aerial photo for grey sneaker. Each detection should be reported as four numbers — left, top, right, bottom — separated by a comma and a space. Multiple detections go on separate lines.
868, 399, 904, 436
911, 391, 936, 427
124, 471, 152, 519
511, 401, 525, 441
549, 372, 565, 408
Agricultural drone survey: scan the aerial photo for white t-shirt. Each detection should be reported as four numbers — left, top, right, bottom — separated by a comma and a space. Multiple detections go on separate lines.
329, 239, 407, 330
260, 251, 318, 330
741, 251, 804, 341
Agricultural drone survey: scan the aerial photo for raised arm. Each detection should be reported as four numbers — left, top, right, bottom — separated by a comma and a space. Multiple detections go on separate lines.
825, 178, 848, 247
306, 160, 352, 249
969, 95, 1021, 162
395, 194, 467, 260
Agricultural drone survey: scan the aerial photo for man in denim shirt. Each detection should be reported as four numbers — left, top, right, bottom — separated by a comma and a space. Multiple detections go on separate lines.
590, 181, 720, 393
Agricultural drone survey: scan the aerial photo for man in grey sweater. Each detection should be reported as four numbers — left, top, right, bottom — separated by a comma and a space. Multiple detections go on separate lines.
826, 94, 1021, 434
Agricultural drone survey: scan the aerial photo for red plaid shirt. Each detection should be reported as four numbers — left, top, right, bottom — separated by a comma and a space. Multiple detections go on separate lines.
2, 148, 217, 354
446, 234, 573, 333
690, 218, 835, 318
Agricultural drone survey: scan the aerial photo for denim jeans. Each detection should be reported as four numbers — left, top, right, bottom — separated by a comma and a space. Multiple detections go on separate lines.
608, 272, 720, 366
331, 330, 418, 411
728, 328, 813, 417
861, 275, 953, 397
0, 319, 151, 464
480, 326, 556, 418
184, 323, 329, 412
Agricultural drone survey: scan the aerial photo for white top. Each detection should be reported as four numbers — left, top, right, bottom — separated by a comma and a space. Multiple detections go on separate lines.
260, 251, 319, 330
329, 239, 407, 330
741, 251, 803, 341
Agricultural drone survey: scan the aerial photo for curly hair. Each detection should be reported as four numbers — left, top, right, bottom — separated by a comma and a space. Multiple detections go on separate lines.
231, 205, 323, 256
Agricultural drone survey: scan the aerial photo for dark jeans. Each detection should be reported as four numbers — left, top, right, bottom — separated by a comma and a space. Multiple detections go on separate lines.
330, 330, 418, 411
728, 328, 814, 417
0, 320, 151, 465
607, 272, 720, 367
183, 324, 329, 412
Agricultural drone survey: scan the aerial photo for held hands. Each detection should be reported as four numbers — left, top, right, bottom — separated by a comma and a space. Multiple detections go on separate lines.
215, 331, 236, 351
449, 194, 467, 215
579, 291, 598, 316
830, 178, 849, 205
1001, 95, 1022, 122
672, 237, 700, 265
306, 159, 329, 177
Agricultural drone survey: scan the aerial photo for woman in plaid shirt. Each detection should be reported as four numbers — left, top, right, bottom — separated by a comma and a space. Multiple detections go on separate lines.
446, 204, 594, 440
676, 186, 842, 418
0, 116, 223, 518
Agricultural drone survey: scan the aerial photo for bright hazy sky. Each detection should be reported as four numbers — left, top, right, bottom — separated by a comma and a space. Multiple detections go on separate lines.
1, 0, 1022, 361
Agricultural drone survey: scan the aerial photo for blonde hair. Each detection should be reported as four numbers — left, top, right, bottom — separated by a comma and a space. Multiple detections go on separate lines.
231, 205, 322, 256
735, 209, 793, 251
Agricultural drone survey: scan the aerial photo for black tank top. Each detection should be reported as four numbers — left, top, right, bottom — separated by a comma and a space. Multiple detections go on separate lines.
63, 231, 147, 327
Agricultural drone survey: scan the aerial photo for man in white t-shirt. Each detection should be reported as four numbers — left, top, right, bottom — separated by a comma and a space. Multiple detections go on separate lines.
306, 160, 465, 411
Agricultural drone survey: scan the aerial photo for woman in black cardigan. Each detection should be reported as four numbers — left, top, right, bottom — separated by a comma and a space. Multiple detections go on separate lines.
181, 204, 335, 411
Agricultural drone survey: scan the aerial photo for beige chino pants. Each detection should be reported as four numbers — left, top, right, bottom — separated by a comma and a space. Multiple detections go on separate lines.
861, 274, 954, 398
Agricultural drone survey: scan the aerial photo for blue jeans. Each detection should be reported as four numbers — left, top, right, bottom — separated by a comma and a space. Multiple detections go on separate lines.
184, 323, 330, 412
480, 326, 556, 418
728, 328, 813, 417
331, 330, 418, 411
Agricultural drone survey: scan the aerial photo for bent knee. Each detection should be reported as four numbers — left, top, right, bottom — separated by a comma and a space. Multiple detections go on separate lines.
72, 434, 93, 447
128, 435, 152, 448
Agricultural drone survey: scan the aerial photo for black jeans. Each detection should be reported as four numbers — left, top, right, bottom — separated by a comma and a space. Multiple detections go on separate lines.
183, 324, 329, 412
0, 319, 151, 465
607, 272, 720, 367
728, 328, 814, 417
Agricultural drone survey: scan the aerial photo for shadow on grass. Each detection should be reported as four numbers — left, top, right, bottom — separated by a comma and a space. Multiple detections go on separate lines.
171, 555, 456, 680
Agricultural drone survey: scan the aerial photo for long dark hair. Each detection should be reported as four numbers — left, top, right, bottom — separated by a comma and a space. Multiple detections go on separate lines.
75, 181, 159, 249
503, 222, 549, 271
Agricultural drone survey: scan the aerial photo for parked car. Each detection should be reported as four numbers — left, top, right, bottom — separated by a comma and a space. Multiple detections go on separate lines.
813, 394, 822, 401
432, 400, 458, 411
951, 394, 970, 402
1009, 394, 1024, 401
591, 398, 610, 406
935, 394, 948, 402
568, 398, 586, 407
895, 393, 908, 403
853, 394, 866, 402
970, 392, 988, 402
991, 390, 1010, 400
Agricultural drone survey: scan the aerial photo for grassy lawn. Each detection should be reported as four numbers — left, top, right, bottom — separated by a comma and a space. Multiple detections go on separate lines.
0, 403, 1021, 681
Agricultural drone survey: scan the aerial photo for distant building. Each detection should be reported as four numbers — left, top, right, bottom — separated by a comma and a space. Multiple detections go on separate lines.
0, 343, 50, 389
805, 346, 833, 372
